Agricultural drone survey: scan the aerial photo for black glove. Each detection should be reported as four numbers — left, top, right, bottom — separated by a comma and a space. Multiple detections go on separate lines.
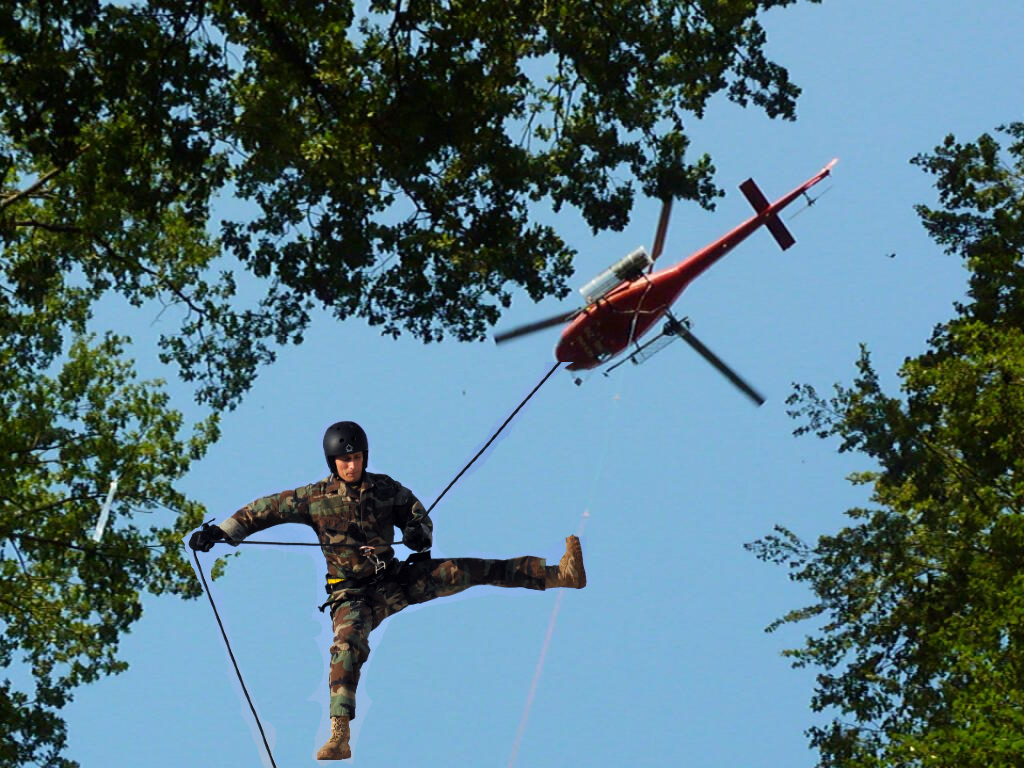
401, 521, 431, 552
188, 523, 228, 552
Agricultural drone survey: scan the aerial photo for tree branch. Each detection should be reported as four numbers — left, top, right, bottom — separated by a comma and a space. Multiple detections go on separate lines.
0, 147, 87, 212
4, 532, 154, 563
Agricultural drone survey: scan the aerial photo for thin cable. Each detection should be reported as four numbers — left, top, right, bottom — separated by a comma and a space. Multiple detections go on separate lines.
625, 275, 654, 349
426, 361, 562, 515
191, 547, 278, 768
508, 388, 626, 767
509, 509, 590, 768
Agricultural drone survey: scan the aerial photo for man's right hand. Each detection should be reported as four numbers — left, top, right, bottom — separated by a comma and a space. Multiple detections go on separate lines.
188, 523, 228, 552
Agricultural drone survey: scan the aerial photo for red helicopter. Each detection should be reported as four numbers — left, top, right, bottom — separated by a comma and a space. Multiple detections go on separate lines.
494, 158, 838, 404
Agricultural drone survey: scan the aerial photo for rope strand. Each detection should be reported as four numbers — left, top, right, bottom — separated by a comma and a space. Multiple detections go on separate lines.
191, 547, 279, 768
193, 360, 564, 762
508, 387, 626, 767
426, 361, 562, 515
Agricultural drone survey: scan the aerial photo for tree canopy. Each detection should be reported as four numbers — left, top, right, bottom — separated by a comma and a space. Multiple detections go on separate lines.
2, 0, 818, 407
1, 0, 819, 765
748, 123, 1024, 768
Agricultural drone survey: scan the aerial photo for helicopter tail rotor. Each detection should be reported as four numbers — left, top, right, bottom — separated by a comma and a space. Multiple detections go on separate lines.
739, 178, 796, 251
788, 185, 834, 220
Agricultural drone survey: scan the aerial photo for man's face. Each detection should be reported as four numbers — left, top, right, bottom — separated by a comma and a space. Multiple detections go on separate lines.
333, 451, 364, 483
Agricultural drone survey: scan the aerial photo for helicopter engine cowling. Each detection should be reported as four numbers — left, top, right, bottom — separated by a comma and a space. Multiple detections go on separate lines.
578, 246, 653, 304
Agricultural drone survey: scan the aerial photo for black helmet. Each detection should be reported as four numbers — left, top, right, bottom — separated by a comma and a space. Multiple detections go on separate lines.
323, 421, 369, 476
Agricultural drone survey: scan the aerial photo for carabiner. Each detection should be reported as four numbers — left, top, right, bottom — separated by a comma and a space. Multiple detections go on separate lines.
359, 545, 386, 574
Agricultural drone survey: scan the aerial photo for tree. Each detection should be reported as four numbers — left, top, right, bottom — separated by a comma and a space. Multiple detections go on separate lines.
0, 335, 217, 768
3, 0, 819, 764
747, 123, 1024, 768
2, 0, 820, 406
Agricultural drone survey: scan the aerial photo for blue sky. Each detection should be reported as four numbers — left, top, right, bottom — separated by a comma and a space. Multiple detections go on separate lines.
58, 2, 1024, 767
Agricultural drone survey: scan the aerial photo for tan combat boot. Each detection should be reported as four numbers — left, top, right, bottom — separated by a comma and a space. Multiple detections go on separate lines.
545, 535, 587, 589
316, 715, 352, 760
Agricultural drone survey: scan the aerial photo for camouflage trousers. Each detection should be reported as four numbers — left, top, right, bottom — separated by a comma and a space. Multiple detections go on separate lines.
327, 555, 547, 719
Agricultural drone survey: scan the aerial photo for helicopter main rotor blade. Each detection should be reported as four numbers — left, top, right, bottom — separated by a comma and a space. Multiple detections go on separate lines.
675, 325, 765, 406
650, 197, 673, 265
493, 309, 580, 344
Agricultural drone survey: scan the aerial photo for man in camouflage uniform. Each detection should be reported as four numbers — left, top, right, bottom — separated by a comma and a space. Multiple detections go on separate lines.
189, 420, 586, 761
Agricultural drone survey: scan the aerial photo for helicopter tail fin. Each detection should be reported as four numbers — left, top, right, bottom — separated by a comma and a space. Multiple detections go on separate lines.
740, 178, 795, 251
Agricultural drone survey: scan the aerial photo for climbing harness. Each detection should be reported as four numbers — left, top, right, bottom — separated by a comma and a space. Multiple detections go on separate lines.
192, 361, 562, 766
315, 548, 435, 616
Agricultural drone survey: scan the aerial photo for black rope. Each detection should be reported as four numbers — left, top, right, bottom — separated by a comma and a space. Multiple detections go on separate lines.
238, 539, 405, 548
425, 361, 562, 515
11, 359, 562, 569
191, 546, 279, 768
221, 360, 563, 546
238, 540, 325, 546
6, 364, 565, 764
190, 359, 563, 762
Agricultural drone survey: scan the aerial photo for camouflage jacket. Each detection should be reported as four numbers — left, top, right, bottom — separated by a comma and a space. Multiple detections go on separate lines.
219, 471, 431, 582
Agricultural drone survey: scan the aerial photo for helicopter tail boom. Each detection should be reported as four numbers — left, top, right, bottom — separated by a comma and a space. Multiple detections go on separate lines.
739, 178, 795, 250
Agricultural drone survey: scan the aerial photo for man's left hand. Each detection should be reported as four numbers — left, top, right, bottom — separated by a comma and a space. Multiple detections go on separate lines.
402, 522, 431, 552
